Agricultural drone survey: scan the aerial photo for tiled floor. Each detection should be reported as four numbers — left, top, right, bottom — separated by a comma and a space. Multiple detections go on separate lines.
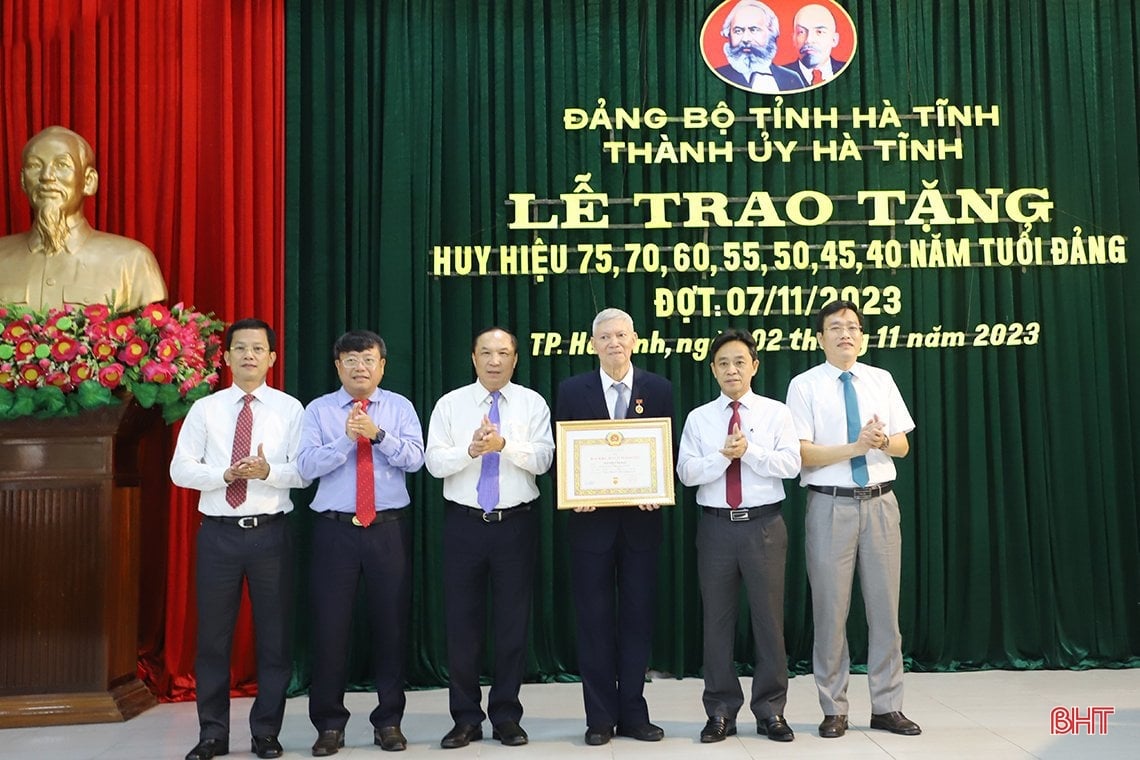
2, 669, 1137, 759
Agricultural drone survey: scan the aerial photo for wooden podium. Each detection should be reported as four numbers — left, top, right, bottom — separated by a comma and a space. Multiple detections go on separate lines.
0, 398, 160, 727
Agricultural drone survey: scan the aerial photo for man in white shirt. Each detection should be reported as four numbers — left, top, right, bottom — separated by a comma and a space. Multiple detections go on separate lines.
425, 327, 554, 749
785, 300, 919, 739
170, 318, 309, 760
677, 328, 800, 744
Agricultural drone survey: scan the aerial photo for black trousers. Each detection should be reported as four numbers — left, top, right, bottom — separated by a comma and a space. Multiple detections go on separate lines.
307, 513, 412, 731
442, 502, 538, 727
569, 535, 659, 729
195, 516, 293, 740
696, 509, 789, 721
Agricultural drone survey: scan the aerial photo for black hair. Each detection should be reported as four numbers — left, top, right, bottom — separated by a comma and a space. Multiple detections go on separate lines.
709, 327, 758, 362
225, 318, 276, 351
814, 300, 863, 334
471, 326, 518, 353
333, 329, 387, 359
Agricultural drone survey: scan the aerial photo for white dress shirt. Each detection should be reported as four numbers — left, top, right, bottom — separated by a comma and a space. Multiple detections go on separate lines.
785, 360, 915, 487
170, 383, 309, 516
677, 390, 801, 508
425, 380, 554, 509
600, 366, 634, 419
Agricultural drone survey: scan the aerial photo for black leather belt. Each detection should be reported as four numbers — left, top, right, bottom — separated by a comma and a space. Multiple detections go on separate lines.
319, 508, 407, 526
703, 503, 782, 522
809, 483, 894, 500
204, 512, 286, 529
448, 501, 533, 523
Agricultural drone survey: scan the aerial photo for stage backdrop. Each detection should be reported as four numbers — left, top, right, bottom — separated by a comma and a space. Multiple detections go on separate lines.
2, 0, 1137, 707
0, 0, 285, 700
284, 0, 1139, 695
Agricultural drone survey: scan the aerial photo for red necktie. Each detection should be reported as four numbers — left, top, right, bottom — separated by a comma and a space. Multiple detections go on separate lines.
726, 400, 742, 509
811, 68, 823, 85
355, 399, 376, 527
226, 394, 255, 507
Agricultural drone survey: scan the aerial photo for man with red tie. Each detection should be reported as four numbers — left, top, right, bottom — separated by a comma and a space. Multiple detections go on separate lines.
676, 328, 801, 744
425, 327, 553, 749
297, 330, 425, 756
171, 318, 308, 760
789, 3, 848, 87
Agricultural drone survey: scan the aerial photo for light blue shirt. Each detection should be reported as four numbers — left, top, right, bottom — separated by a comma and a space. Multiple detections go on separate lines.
298, 386, 425, 512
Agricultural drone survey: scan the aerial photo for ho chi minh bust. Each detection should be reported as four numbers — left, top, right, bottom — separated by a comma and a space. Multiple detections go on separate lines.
0, 125, 167, 313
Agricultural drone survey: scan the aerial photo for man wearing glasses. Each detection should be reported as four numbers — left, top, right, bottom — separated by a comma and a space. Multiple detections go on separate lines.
785, 301, 921, 740
297, 330, 425, 755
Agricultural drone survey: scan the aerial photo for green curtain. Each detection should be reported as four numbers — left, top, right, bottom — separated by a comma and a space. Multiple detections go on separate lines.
284, 0, 1140, 694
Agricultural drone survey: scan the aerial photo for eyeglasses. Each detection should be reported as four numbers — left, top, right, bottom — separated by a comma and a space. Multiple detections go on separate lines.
230, 345, 269, 356
339, 356, 381, 369
825, 324, 863, 336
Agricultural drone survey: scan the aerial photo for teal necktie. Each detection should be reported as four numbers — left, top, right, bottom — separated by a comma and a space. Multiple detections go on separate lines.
840, 371, 869, 486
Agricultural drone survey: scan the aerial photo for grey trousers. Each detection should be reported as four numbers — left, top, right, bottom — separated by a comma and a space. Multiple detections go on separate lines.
805, 489, 905, 715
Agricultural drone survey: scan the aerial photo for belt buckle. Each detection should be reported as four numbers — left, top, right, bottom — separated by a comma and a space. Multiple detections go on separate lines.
482, 510, 502, 523
237, 515, 258, 529
729, 509, 750, 522
852, 486, 875, 500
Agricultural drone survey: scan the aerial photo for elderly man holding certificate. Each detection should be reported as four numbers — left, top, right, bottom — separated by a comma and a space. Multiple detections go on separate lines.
553, 307, 674, 747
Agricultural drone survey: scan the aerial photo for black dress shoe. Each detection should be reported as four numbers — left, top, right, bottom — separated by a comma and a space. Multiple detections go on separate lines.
819, 714, 848, 738
185, 738, 229, 760
440, 723, 483, 749
311, 729, 345, 757
492, 721, 529, 746
584, 725, 613, 745
374, 725, 407, 751
757, 715, 795, 742
700, 716, 737, 743
870, 711, 922, 735
616, 722, 665, 741
251, 735, 283, 759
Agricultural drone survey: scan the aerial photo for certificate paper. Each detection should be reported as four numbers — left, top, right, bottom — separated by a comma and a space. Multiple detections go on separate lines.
555, 417, 674, 509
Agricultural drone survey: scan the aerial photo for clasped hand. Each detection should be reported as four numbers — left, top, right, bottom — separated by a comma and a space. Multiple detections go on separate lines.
468, 414, 504, 458
225, 443, 270, 482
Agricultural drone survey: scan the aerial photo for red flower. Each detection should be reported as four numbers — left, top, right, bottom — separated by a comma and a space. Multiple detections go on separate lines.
98, 363, 125, 388
154, 338, 180, 363
50, 336, 82, 362
14, 337, 38, 360
0, 363, 15, 389
83, 303, 112, 323
118, 337, 149, 366
17, 363, 43, 387
90, 340, 117, 361
45, 370, 72, 391
140, 303, 172, 327
2, 321, 31, 343
141, 361, 175, 383
107, 317, 136, 342
69, 362, 95, 384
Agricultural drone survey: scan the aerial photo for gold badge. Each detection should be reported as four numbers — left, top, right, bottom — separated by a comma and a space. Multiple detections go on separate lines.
634, 399, 644, 415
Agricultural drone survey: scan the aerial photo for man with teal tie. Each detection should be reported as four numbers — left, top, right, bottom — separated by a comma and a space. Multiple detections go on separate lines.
785, 300, 920, 740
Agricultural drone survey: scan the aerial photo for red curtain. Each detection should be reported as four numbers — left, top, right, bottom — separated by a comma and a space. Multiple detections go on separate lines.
0, 0, 285, 701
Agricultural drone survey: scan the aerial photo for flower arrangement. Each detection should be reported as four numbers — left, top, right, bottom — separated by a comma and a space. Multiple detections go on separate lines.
0, 302, 225, 422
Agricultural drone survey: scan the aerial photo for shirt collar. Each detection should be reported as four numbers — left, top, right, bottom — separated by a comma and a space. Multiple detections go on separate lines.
600, 365, 634, 390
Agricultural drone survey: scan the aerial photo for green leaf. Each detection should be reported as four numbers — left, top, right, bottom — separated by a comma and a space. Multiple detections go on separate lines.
76, 380, 114, 409
131, 381, 159, 408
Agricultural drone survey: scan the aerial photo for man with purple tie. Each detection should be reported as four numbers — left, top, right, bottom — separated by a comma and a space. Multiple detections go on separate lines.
425, 327, 553, 749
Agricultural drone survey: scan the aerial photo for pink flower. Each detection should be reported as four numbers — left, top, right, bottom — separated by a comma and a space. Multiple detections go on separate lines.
17, 363, 44, 387
69, 362, 95, 384
98, 363, 125, 388
141, 361, 175, 383
91, 340, 117, 361
154, 338, 180, 363
108, 317, 136, 342
45, 370, 72, 391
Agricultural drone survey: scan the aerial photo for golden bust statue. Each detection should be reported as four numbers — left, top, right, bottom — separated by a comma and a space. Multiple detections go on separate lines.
0, 126, 167, 312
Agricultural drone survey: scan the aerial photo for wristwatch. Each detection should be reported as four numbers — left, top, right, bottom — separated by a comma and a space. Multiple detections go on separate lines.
372, 429, 386, 445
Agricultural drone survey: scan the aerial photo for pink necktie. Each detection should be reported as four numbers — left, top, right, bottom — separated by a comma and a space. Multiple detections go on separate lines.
726, 401, 742, 509
225, 394, 254, 507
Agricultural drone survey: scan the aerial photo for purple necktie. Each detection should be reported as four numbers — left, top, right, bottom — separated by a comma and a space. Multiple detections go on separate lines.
476, 391, 501, 512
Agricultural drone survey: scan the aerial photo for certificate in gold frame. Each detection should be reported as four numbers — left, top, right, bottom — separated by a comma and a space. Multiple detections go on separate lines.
555, 417, 674, 509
